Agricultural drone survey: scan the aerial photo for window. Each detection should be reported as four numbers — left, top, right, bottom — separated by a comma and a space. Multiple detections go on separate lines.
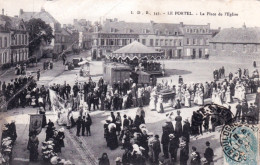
186, 38, 189, 45
4, 37, 7, 47
193, 39, 196, 45
186, 29, 190, 33
22, 35, 24, 45
174, 39, 177, 46
187, 48, 191, 56
213, 43, 216, 50
222, 44, 224, 50
179, 39, 182, 46
25, 35, 28, 45
243, 44, 246, 52
155, 29, 159, 35
205, 38, 209, 45
200, 39, 204, 45
142, 39, 146, 45
160, 39, 164, 46
150, 39, 154, 46
155, 39, 159, 46
0, 37, 2, 48
101, 39, 105, 46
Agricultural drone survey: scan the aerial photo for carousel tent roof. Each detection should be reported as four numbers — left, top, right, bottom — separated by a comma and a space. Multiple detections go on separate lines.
113, 41, 160, 54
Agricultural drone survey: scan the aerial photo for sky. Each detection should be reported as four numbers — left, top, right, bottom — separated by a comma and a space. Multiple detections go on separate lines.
1, 0, 260, 29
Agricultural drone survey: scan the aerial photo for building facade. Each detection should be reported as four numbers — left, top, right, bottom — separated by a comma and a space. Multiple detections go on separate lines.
182, 23, 212, 58
19, 8, 62, 55
0, 12, 29, 67
209, 25, 260, 57
92, 19, 214, 60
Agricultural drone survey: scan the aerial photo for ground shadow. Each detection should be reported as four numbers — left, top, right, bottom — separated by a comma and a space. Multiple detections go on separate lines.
164, 69, 192, 77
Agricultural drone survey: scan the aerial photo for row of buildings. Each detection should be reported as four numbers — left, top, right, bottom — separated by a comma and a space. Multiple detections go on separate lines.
91, 18, 217, 59
0, 9, 29, 67
0, 8, 82, 67
1, 7, 260, 67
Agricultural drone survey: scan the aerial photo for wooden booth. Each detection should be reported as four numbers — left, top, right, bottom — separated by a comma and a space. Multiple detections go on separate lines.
103, 62, 132, 85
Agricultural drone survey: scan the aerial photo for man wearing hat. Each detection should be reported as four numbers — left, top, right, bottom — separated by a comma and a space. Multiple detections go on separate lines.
161, 123, 170, 159
204, 141, 214, 164
241, 100, 248, 124
235, 101, 242, 121
182, 118, 191, 143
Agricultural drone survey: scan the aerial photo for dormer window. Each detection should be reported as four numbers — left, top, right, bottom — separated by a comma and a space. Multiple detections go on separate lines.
142, 29, 148, 34
174, 31, 178, 36
186, 29, 190, 33
155, 29, 159, 35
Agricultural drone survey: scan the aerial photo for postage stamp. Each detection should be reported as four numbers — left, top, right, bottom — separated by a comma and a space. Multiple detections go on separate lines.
220, 123, 259, 165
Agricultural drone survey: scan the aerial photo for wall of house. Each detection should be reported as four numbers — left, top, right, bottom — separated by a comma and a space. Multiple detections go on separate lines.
0, 32, 11, 65
209, 43, 260, 56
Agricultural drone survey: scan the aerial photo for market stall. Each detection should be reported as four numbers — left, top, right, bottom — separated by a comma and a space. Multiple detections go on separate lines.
103, 62, 132, 85
78, 60, 90, 77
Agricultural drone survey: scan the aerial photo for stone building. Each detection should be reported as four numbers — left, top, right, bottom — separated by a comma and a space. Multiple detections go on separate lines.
92, 19, 214, 60
19, 8, 62, 55
0, 10, 29, 67
182, 23, 212, 58
209, 25, 260, 57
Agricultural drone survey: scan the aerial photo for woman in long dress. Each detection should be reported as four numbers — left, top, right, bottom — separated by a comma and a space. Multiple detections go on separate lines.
27, 133, 39, 161
175, 111, 183, 138
156, 95, 164, 113
193, 89, 199, 105
211, 88, 217, 103
225, 86, 233, 103
149, 89, 157, 111
214, 89, 223, 105
184, 90, 191, 107
197, 89, 204, 106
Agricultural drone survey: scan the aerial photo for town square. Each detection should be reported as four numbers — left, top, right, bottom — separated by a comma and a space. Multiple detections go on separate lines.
0, 0, 260, 165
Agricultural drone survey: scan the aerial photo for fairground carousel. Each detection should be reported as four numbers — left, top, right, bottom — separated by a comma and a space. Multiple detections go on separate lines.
108, 41, 165, 76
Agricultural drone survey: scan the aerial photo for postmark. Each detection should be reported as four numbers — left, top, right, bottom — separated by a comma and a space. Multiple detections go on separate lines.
220, 123, 258, 165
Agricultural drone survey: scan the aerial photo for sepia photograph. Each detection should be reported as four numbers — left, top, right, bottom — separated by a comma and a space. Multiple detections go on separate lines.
0, 0, 259, 164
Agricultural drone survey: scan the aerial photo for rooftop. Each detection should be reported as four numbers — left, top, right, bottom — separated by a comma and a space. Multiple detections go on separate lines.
210, 27, 260, 44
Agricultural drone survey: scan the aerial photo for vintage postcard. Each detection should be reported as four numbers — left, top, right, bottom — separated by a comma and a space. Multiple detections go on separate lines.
0, 0, 259, 164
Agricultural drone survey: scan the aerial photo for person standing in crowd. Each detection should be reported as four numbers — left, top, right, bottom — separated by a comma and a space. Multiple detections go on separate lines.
241, 100, 248, 123
161, 124, 169, 159
151, 134, 161, 164
190, 146, 201, 165
115, 112, 122, 136
27, 132, 39, 162
98, 153, 110, 165
122, 115, 129, 129
204, 141, 214, 164
180, 137, 189, 165
76, 116, 82, 136
82, 116, 86, 136
235, 101, 242, 121
182, 119, 191, 143
169, 133, 179, 163
86, 113, 92, 136
36, 69, 40, 81
175, 110, 183, 138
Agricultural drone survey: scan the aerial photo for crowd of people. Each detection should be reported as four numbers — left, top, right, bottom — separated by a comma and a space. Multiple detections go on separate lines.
98, 107, 215, 165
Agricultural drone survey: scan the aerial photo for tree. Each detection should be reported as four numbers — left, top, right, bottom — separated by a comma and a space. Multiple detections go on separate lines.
25, 18, 54, 57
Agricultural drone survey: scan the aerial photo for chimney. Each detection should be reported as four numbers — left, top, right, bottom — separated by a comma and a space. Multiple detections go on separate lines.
19, 9, 23, 15
41, 7, 45, 12
2, 9, 4, 15
150, 20, 154, 25
73, 19, 78, 24
242, 23, 246, 29
114, 18, 118, 22
180, 22, 183, 27
14, 15, 18, 18
218, 27, 221, 31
